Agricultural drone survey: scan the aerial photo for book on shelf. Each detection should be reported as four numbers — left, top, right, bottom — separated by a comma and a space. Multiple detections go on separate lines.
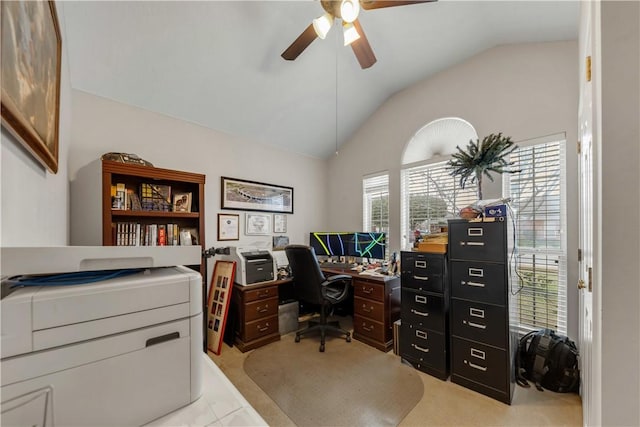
158, 225, 167, 246
127, 190, 142, 211
113, 183, 126, 210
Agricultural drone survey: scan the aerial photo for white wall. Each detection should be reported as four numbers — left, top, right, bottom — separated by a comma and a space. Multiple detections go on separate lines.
327, 41, 580, 338
68, 91, 328, 282
0, 4, 72, 248
599, 1, 640, 425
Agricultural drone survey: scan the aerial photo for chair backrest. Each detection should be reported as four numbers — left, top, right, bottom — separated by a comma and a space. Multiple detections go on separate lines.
284, 245, 326, 305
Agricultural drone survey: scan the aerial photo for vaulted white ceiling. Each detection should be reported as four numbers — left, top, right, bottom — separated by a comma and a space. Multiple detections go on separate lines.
61, 1, 579, 159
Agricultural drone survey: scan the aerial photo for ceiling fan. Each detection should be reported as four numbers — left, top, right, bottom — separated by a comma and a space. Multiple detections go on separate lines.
281, 0, 436, 69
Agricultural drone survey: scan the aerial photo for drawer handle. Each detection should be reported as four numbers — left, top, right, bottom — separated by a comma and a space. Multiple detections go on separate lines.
257, 291, 270, 297
468, 268, 484, 277
411, 309, 429, 317
415, 260, 427, 268
460, 280, 484, 288
468, 228, 483, 237
412, 344, 430, 353
470, 348, 486, 360
413, 275, 429, 281
468, 362, 487, 372
362, 324, 374, 332
258, 323, 270, 332
466, 321, 487, 330
469, 308, 485, 318
362, 305, 373, 313
415, 295, 427, 304
257, 305, 269, 313
361, 287, 374, 294
466, 242, 485, 247
415, 330, 428, 339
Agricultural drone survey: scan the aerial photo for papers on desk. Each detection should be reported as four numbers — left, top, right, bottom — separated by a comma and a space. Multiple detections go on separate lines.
359, 270, 385, 277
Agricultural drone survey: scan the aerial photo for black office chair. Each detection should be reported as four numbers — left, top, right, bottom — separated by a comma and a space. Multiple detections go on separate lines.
284, 245, 352, 352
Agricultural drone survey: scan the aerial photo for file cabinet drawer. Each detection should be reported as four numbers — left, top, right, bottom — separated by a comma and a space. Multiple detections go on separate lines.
449, 221, 505, 262
353, 315, 385, 343
354, 296, 385, 323
400, 325, 446, 367
353, 280, 385, 302
451, 299, 507, 348
450, 261, 506, 305
451, 337, 507, 392
401, 289, 445, 331
243, 297, 278, 323
401, 252, 445, 293
243, 315, 279, 341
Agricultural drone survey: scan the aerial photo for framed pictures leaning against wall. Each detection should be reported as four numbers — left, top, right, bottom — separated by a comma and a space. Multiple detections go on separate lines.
0, 1, 62, 173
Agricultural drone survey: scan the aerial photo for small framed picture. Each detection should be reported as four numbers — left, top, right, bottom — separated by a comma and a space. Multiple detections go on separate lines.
273, 235, 289, 251
173, 192, 192, 212
273, 214, 287, 233
218, 213, 239, 241
245, 213, 271, 235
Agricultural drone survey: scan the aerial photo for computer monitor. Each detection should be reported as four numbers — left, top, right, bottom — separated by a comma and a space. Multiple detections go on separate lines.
347, 232, 386, 260
309, 232, 350, 257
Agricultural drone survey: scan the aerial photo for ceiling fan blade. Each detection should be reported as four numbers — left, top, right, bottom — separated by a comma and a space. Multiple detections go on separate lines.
360, 0, 436, 11
281, 24, 318, 61
350, 19, 377, 69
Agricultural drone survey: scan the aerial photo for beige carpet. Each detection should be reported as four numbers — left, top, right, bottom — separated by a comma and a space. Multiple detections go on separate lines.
243, 336, 424, 427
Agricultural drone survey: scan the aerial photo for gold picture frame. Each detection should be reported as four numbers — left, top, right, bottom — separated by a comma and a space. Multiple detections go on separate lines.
1, 1, 62, 174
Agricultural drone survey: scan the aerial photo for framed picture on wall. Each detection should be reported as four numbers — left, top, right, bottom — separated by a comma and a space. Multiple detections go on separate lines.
1, 1, 62, 173
221, 176, 293, 214
273, 214, 287, 233
245, 213, 271, 235
217, 213, 239, 241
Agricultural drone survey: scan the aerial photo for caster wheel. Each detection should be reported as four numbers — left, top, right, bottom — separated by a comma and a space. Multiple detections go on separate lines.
346, 335, 352, 343
319, 344, 325, 352
295, 335, 300, 343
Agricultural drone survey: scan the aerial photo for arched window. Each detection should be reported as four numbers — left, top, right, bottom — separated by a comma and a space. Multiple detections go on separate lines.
400, 118, 478, 250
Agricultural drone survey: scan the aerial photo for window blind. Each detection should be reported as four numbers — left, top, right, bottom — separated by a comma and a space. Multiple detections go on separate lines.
363, 174, 389, 234
505, 138, 567, 335
400, 160, 476, 250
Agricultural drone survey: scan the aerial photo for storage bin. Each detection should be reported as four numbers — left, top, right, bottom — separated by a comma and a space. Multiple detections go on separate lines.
278, 301, 299, 335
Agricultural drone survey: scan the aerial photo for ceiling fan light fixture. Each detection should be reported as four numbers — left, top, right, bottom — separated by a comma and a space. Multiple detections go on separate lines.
340, 0, 360, 23
312, 12, 334, 39
342, 22, 360, 46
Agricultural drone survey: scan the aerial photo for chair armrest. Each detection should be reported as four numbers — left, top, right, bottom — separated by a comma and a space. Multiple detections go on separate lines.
325, 274, 352, 285
321, 274, 351, 302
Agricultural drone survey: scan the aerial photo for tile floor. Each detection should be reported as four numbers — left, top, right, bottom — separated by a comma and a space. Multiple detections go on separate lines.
144, 353, 266, 427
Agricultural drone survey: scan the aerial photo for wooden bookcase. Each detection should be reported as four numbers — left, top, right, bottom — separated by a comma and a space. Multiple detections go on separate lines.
71, 159, 206, 278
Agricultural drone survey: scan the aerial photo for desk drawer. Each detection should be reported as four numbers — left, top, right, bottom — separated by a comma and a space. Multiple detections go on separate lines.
450, 261, 506, 305
243, 285, 278, 303
401, 289, 445, 331
353, 315, 385, 343
451, 337, 507, 392
243, 297, 278, 322
451, 299, 507, 348
353, 280, 385, 302
243, 315, 278, 341
354, 296, 384, 323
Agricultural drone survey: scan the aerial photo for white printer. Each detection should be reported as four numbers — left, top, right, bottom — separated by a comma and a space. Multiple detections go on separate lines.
221, 246, 276, 286
0, 246, 203, 427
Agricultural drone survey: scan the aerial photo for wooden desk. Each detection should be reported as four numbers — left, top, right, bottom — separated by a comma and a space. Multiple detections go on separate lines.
230, 271, 401, 353
322, 267, 401, 352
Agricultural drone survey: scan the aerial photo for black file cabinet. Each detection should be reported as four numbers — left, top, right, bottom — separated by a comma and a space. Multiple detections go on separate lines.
400, 251, 449, 380
448, 219, 515, 404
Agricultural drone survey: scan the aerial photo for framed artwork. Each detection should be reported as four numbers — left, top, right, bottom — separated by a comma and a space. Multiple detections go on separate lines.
273, 235, 289, 251
173, 192, 192, 212
245, 213, 271, 235
221, 176, 293, 214
1, 1, 62, 174
217, 213, 239, 241
207, 260, 236, 355
273, 214, 287, 233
